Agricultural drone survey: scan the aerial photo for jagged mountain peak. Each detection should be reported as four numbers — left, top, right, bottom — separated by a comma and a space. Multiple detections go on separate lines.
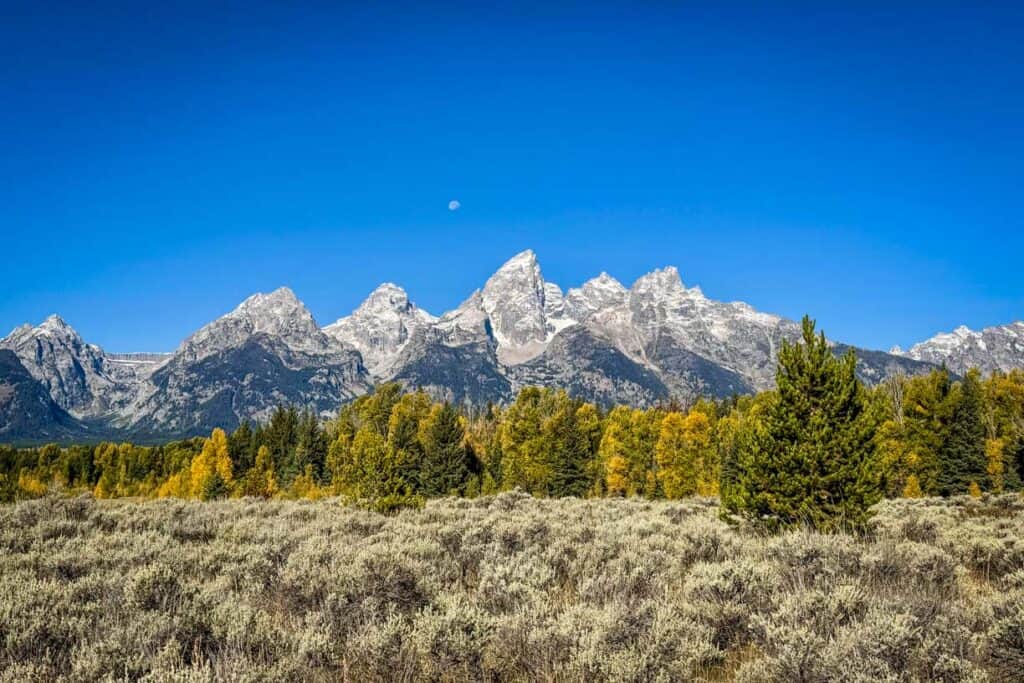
543, 282, 566, 318
5, 314, 83, 345
324, 282, 436, 376
40, 314, 74, 332
0, 313, 128, 417
632, 266, 686, 296
901, 319, 1024, 375
235, 286, 306, 318
350, 282, 435, 320
565, 272, 627, 320
499, 248, 539, 269
592, 271, 626, 288
180, 287, 331, 361
481, 250, 551, 362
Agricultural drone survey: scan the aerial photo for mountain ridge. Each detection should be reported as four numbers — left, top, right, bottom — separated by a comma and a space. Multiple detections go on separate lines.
3, 249, 1017, 442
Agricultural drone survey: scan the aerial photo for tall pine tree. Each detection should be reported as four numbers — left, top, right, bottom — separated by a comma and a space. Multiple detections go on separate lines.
936, 370, 988, 495
419, 403, 473, 496
721, 316, 881, 532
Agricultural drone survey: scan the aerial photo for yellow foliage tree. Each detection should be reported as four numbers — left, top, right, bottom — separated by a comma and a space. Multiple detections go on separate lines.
902, 473, 923, 498
985, 438, 1005, 494
656, 411, 715, 498
605, 454, 629, 496
968, 480, 982, 498
289, 464, 324, 500
241, 445, 279, 498
156, 471, 190, 498
18, 471, 48, 498
189, 428, 234, 500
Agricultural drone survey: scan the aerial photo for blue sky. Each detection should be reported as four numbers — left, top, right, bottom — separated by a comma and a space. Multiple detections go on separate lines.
2, 2, 1022, 352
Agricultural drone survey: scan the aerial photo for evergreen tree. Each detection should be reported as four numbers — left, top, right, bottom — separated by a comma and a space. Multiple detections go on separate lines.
936, 371, 988, 495
288, 410, 328, 484
901, 369, 954, 495
544, 393, 591, 497
419, 403, 473, 496
387, 391, 433, 490
721, 316, 881, 532
265, 406, 299, 479
228, 420, 257, 475
359, 383, 404, 436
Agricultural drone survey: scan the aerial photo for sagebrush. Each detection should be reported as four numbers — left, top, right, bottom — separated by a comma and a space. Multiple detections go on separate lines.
2, 493, 1023, 681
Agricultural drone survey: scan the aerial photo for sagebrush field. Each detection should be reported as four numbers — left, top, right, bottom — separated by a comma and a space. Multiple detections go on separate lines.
2, 493, 1023, 682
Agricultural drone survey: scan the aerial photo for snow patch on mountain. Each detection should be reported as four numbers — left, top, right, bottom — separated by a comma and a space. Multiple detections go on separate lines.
900, 321, 1024, 375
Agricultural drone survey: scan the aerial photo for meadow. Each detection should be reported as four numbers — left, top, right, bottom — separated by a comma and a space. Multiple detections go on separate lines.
2, 493, 1023, 682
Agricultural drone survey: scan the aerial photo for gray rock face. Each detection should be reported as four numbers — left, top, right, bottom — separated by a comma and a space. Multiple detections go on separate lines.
564, 273, 628, 321
0, 315, 162, 419
126, 287, 372, 436
510, 326, 671, 407
349, 252, 936, 407
0, 349, 88, 442
898, 322, 1024, 375
324, 283, 436, 377
480, 250, 560, 365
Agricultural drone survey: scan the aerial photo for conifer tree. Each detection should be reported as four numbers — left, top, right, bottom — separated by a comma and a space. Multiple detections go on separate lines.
228, 421, 256, 475
544, 393, 591, 497
387, 391, 432, 490
721, 316, 881, 532
901, 369, 954, 495
265, 406, 299, 479
418, 402, 473, 496
936, 371, 988, 495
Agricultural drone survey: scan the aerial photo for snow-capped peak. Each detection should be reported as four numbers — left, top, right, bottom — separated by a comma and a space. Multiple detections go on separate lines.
324, 283, 436, 376
481, 250, 551, 363
3, 315, 87, 350
352, 283, 416, 315
39, 314, 74, 333
235, 286, 307, 320
565, 272, 628, 320
631, 266, 686, 298
180, 286, 330, 360
900, 320, 1024, 375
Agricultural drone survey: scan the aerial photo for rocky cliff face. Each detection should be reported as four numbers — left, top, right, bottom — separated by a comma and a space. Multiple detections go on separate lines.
341, 250, 938, 407
1, 288, 372, 441
0, 315, 162, 419
324, 283, 436, 377
0, 350, 88, 441
896, 322, 1024, 375
126, 287, 371, 437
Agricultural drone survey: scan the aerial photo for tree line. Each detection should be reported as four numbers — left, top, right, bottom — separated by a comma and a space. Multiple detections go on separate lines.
2, 318, 1022, 528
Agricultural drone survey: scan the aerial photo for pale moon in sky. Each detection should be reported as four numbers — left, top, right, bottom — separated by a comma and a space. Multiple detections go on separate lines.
448, 200, 461, 211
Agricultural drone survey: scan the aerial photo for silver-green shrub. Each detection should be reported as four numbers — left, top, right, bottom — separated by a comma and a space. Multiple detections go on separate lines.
1, 494, 1022, 681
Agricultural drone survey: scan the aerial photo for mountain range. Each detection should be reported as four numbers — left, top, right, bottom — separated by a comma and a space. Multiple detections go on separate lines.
2, 250, 1021, 443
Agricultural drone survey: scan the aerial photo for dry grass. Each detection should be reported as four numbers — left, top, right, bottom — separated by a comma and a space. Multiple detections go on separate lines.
1, 493, 1023, 682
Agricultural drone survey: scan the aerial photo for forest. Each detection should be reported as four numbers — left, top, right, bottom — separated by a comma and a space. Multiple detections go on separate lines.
3, 319, 1023, 528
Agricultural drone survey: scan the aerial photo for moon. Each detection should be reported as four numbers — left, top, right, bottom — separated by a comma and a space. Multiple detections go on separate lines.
448, 200, 461, 211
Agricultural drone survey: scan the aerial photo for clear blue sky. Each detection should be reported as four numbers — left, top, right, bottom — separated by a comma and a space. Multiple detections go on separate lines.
3, 2, 1022, 352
